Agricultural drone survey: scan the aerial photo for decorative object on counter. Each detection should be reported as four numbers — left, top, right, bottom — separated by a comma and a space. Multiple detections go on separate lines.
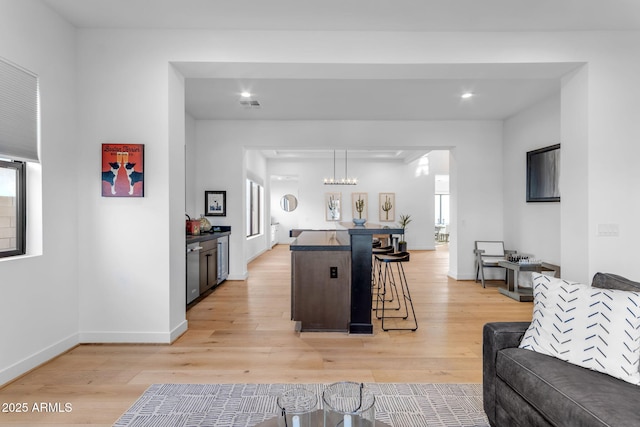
185, 214, 200, 235
379, 193, 395, 222
397, 213, 412, 252
325, 192, 341, 221
276, 388, 317, 427
526, 143, 560, 203
324, 150, 357, 185
101, 143, 144, 197
205, 190, 226, 216
323, 382, 376, 427
199, 214, 212, 232
351, 192, 367, 225
280, 194, 298, 212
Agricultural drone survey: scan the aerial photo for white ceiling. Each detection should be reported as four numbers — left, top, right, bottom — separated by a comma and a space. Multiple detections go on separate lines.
43, 0, 640, 31
41, 0, 639, 158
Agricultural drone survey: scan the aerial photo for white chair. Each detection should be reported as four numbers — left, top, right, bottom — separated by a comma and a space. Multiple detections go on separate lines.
474, 241, 516, 288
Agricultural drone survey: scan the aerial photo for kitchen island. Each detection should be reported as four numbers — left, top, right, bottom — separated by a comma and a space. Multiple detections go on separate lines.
290, 223, 402, 334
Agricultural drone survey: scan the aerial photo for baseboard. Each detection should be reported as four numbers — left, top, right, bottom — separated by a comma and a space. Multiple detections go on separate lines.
227, 273, 248, 281
170, 320, 188, 342
449, 272, 476, 281
79, 322, 188, 344
0, 332, 79, 387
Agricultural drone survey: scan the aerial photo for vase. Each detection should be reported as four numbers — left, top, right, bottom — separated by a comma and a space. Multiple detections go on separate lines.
352, 218, 367, 226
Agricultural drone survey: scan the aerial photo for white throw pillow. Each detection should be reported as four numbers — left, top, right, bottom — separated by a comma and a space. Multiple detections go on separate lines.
520, 274, 640, 385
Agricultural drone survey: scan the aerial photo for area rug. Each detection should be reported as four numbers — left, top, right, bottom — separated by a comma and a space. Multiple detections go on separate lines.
114, 383, 489, 427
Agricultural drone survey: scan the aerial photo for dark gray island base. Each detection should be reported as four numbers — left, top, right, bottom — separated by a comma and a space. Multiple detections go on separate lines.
290, 223, 402, 334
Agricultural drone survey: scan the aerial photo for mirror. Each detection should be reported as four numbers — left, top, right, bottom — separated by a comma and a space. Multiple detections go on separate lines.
280, 194, 298, 212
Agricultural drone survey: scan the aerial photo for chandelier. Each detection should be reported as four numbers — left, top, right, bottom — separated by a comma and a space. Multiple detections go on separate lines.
324, 150, 357, 185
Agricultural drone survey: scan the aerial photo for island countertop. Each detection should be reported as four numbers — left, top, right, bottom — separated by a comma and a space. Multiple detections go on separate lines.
338, 222, 403, 235
290, 230, 351, 251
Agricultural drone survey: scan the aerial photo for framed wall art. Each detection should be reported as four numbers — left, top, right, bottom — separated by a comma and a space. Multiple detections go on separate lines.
379, 192, 395, 222
351, 192, 368, 220
205, 190, 227, 216
325, 192, 341, 221
526, 144, 560, 202
101, 143, 144, 197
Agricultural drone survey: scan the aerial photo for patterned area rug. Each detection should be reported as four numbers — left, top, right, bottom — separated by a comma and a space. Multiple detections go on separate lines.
114, 383, 489, 427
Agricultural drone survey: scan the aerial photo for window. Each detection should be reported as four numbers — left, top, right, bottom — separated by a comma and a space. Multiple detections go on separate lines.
246, 179, 263, 237
434, 194, 450, 225
0, 160, 25, 257
0, 57, 39, 258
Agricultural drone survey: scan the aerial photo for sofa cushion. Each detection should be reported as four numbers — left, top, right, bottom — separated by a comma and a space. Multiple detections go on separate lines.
520, 274, 640, 385
497, 347, 640, 427
592, 272, 640, 292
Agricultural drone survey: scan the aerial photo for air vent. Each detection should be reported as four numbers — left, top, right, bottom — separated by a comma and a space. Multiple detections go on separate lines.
239, 99, 261, 109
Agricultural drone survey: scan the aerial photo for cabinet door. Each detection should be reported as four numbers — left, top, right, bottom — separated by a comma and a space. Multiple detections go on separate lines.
199, 250, 209, 293
199, 248, 217, 293
206, 248, 217, 289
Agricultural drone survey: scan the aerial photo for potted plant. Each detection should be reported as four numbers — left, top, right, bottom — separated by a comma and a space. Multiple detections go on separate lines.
397, 214, 412, 252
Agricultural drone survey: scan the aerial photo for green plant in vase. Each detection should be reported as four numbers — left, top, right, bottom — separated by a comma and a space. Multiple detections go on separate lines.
398, 213, 412, 251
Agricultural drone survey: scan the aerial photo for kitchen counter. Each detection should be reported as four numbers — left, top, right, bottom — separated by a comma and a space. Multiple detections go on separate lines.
289, 230, 350, 251
186, 226, 231, 244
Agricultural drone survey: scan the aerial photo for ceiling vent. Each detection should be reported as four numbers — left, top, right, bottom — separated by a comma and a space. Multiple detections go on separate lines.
239, 99, 261, 109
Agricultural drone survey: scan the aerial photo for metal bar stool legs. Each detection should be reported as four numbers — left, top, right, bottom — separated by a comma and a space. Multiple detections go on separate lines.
372, 246, 396, 309
374, 252, 418, 331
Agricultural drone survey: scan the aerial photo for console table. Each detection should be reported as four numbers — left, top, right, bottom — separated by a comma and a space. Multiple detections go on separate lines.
497, 260, 560, 302
497, 260, 537, 302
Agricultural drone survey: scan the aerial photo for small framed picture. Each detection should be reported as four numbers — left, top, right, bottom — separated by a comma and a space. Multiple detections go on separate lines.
205, 191, 226, 216
101, 143, 144, 197
325, 192, 341, 221
379, 192, 395, 222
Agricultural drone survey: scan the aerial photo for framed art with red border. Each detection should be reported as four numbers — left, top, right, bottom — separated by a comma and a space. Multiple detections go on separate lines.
101, 143, 144, 197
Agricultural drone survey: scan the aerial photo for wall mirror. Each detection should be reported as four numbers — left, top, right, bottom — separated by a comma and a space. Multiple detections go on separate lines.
280, 194, 298, 212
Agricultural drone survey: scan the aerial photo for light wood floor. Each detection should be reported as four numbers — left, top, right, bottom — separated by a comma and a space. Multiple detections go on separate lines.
0, 244, 532, 426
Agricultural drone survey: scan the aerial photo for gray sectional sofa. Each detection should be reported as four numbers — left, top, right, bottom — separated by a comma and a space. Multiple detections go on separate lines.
483, 273, 640, 427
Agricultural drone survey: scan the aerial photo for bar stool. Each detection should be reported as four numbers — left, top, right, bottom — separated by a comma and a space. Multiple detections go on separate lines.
374, 251, 418, 331
372, 245, 395, 308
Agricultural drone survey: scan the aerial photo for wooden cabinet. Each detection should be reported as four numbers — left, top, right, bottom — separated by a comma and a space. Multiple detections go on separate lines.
199, 238, 217, 293
291, 243, 351, 332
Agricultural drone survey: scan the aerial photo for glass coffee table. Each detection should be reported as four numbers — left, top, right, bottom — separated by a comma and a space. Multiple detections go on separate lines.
253, 410, 391, 426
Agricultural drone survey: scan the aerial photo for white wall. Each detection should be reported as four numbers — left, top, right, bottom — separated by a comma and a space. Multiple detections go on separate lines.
196, 119, 503, 281
270, 176, 299, 244
0, 0, 78, 385
265, 154, 447, 251
245, 149, 269, 262
75, 32, 188, 343
185, 112, 197, 218
503, 94, 561, 265
4, 5, 640, 384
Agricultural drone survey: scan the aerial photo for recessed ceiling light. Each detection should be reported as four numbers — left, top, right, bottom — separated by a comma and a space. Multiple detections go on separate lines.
240, 91, 251, 98
461, 92, 474, 99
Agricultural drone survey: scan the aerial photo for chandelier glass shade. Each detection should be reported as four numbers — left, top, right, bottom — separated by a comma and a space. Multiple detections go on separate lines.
324, 150, 358, 185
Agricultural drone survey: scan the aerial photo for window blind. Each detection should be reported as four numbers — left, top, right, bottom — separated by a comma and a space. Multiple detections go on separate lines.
0, 57, 39, 163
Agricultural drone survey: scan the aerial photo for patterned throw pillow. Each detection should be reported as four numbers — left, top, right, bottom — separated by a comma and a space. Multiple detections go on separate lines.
520, 274, 640, 385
